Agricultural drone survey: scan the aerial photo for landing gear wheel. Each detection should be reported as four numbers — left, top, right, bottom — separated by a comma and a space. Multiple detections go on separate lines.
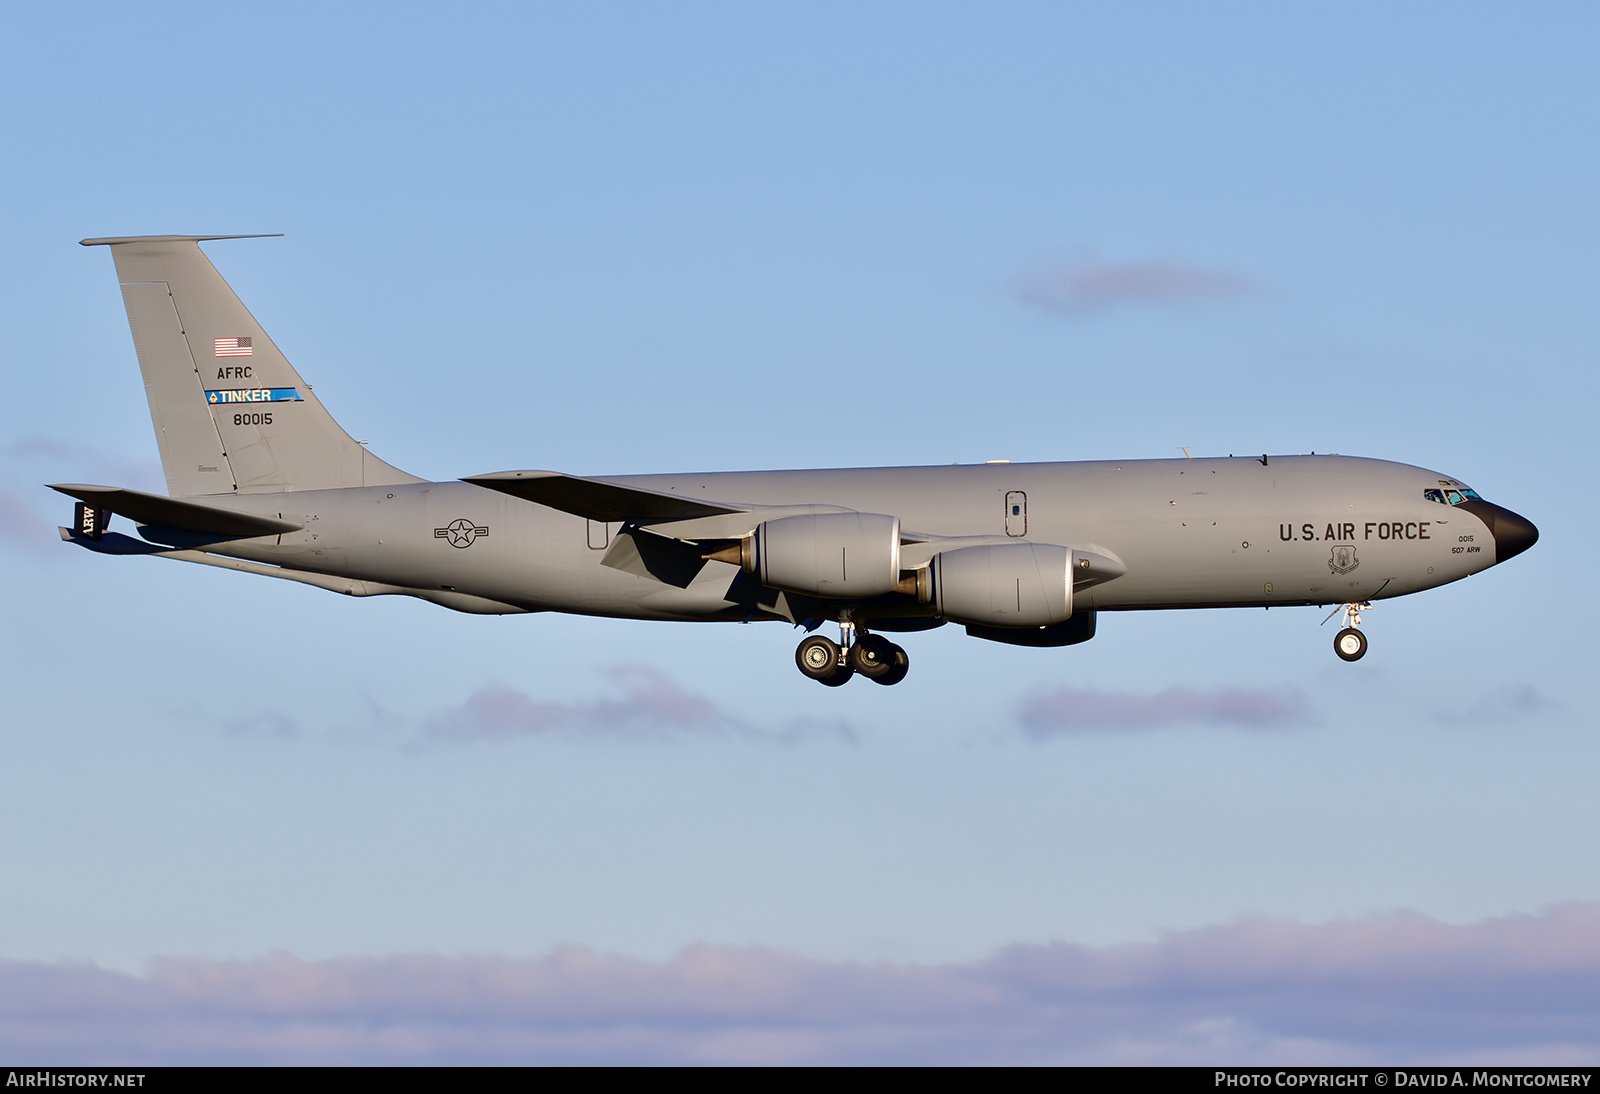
1334, 627, 1368, 662
849, 634, 897, 680
873, 643, 909, 687
818, 665, 856, 686
796, 635, 845, 682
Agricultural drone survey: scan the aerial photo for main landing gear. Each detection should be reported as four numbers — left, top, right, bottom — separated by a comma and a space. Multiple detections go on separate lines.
1323, 601, 1371, 662
796, 623, 909, 687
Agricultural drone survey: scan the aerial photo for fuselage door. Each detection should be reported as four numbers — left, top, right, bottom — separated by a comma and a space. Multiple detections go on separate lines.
1005, 491, 1027, 537
587, 519, 611, 549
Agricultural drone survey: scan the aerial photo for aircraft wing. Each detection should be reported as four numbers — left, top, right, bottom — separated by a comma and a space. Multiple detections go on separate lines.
47, 484, 302, 538
462, 470, 750, 522
461, 469, 1126, 593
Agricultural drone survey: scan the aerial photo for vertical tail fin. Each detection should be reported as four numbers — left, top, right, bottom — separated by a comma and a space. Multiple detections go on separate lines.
81, 235, 421, 497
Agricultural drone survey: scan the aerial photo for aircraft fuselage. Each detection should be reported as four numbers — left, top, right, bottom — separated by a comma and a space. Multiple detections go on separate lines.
170, 453, 1527, 623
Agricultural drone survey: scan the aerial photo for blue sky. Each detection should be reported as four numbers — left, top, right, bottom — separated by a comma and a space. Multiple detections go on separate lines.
1, 1, 1596, 1063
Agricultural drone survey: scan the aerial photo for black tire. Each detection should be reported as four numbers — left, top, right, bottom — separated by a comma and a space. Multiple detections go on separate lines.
1334, 627, 1368, 662
849, 634, 897, 680
818, 664, 855, 687
796, 635, 843, 680
871, 643, 909, 686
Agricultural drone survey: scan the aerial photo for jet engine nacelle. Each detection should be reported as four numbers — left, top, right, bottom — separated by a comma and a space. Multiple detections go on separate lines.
753, 512, 902, 598
931, 543, 1073, 628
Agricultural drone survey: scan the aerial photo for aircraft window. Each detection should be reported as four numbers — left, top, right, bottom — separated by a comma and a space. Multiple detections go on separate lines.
1425, 487, 1485, 506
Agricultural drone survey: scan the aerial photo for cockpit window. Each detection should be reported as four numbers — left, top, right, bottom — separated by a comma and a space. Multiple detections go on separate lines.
1425, 487, 1482, 505
1462, 488, 1482, 500
1424, 489, 1446, 504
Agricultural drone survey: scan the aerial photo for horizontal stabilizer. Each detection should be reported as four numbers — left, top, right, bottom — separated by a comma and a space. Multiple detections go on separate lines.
47, 484, 301, 538
56, 528, 169, 555
463, 470, 747, 522
59, 528, 529, 614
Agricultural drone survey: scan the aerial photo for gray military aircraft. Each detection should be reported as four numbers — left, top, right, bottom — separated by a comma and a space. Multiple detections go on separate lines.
55, 235, 1538, 686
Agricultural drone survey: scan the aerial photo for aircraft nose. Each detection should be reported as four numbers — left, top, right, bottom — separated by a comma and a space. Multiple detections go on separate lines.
1490, 505, 1539, 562
1463, 500, 1539, 563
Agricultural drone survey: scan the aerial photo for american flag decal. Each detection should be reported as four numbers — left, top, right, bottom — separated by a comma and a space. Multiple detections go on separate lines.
214, 336, 253, 357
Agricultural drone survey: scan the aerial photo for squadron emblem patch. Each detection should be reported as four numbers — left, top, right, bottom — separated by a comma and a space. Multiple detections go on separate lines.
435, 518, 489, 548
1328, 544, 1359, 575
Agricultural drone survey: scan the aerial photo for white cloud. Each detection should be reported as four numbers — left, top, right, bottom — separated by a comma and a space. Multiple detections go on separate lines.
3, 905, 1597, 1064
1018, 685, 1314, 737
1431, 684, 1561, 726
423, 666, 855, 746
1013, 257, 1255, 314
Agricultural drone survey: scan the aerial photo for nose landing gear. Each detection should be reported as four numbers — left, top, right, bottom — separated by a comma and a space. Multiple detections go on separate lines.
1323, 601, 1371, 662
796, 624, 910, 686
